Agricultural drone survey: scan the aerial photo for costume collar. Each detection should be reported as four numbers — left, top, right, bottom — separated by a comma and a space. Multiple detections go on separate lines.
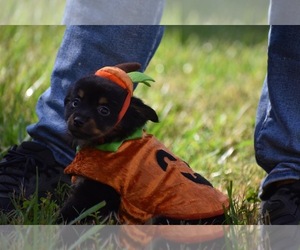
95, 127, 143, 152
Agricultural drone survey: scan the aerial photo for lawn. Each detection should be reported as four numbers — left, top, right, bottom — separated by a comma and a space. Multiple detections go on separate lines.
0, 0, 268, 24
0, 25, 268, 225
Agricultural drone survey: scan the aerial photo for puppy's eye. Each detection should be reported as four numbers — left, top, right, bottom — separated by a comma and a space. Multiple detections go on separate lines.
72, 98, 81, 108
97, 106, 110, 116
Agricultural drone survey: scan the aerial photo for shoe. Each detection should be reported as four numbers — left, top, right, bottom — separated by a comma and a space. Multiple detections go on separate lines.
261, 181, 300, 225
0, 141, 71, 211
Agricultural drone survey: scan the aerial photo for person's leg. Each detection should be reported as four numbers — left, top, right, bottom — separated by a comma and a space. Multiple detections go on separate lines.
28, 25, 164, 166
255, 25, 300, 224
0, 25, 164, 210
63, 0, 165, 25
269, 0, 300, 24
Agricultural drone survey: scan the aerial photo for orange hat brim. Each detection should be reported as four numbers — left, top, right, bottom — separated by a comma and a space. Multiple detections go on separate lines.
95, 66, 133, 124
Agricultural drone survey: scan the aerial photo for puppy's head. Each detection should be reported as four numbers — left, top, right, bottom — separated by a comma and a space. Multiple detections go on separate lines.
64, 62, 158, 145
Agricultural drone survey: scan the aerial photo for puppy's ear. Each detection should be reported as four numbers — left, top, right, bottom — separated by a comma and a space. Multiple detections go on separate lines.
115, 62, 141, 73
131, 97, 159, 123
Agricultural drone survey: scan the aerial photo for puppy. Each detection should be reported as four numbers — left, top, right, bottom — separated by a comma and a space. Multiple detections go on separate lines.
60, 62, 228, 225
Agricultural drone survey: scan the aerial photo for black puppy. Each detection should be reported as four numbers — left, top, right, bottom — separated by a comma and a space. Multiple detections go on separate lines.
60, 62, 228, 225
60, 63, 159, 223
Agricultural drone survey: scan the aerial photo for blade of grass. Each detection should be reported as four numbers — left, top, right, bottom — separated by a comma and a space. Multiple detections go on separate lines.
68, 201, 106, 225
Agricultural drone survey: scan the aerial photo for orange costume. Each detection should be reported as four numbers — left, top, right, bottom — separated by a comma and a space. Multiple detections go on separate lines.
64, 64, 229, 224
65, 131, 229, 224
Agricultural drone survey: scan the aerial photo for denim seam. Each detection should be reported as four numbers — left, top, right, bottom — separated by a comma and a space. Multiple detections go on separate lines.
254, 101, 272, 168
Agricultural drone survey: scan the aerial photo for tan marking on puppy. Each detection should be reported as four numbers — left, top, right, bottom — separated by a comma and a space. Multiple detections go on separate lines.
98, 97, 108, 105
77, 89, 85, 98
84, 118, 112, 137
67, 114, 75, 126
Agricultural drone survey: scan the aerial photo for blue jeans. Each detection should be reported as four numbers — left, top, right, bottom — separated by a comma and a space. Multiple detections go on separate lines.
63, 0, 165, 25
27, 26, 164, 166
269, 0, 300, 24
255, 26, 300, 198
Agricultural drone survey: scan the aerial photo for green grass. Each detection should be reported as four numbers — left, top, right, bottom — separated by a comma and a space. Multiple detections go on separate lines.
0, 0, 268, 24
0, 0, 66, 24
162, 0, 268, 24
0, 25, 268, 225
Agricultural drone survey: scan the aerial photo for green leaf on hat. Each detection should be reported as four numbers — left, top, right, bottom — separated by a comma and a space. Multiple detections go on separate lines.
128, 71, 155, 87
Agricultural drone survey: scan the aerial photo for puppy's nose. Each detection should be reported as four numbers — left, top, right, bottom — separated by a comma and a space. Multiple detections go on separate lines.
73, 116, 86, 127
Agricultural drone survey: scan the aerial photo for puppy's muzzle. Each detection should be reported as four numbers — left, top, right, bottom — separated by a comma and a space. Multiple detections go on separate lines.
67, 114, 104, 140
73, 116, 86, 127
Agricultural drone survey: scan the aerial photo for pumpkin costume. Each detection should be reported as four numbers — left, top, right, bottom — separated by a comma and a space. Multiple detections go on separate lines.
64, 64, 229, 224
65, 132, 229, 224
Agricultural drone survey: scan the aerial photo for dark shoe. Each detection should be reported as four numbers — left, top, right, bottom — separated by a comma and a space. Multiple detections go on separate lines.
0, 141, 71, 211
261, 181, 300, 225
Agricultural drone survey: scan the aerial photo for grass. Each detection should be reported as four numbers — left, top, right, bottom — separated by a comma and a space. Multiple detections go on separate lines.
162, 0, 268, 24
0, 0, 268, 24
0, 26, 268, 227
0, 0, 66, 25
